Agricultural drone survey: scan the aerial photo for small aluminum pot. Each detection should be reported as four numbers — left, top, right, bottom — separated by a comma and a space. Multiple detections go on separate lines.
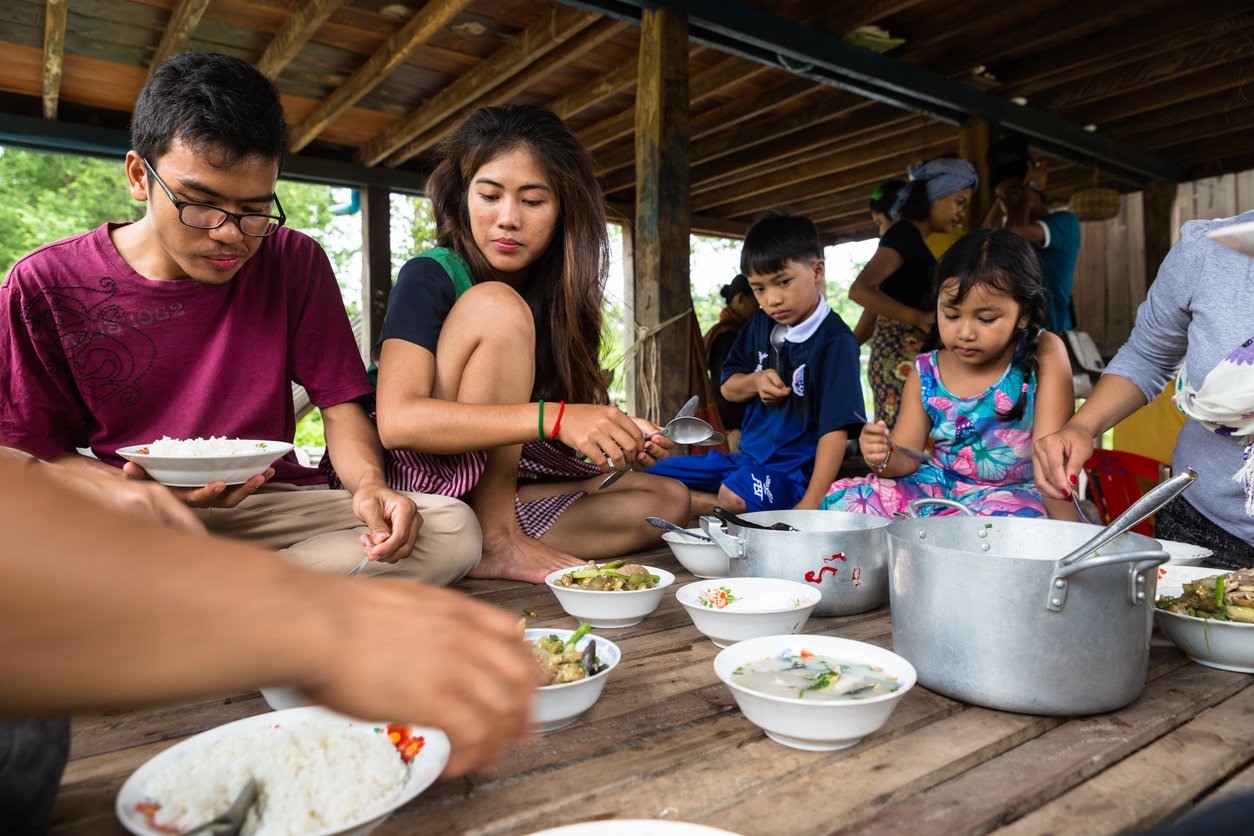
886, 501, 1167, 715
702, 510, 890, 616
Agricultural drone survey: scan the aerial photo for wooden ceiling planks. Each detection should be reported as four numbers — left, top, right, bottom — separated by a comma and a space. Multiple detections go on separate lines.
2, 0, 1251, 242
148, 0, 211, 73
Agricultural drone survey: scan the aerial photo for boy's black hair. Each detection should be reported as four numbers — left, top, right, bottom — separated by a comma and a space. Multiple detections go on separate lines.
740, 213, 823, 277
924, 228, 1049, 421
131, 52, 288, 168
986, 135, 1031, 188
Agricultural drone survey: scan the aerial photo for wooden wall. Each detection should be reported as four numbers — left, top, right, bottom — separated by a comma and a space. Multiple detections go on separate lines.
1073, 166, 1254, 357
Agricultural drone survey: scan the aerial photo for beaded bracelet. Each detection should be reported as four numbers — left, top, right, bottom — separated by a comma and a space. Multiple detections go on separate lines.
549, 400, 566, 441
866, 441, 893, 473
537, 399, 546, 442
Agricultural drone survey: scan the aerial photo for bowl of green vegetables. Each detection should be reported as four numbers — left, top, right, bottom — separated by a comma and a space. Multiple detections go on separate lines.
544, 560, 674, 628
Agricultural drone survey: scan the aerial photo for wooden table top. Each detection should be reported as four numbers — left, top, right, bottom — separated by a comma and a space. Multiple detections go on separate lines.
52, 544, 1254, 835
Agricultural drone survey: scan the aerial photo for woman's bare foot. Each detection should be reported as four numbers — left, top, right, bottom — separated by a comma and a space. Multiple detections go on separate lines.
469, 526, 585, 584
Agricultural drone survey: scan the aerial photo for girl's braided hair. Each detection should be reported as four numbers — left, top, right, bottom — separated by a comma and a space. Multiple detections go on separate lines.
923, 228, 1049, 421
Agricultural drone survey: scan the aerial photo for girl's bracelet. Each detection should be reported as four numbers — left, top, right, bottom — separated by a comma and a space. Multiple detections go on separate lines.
866, 441, 893, 473
537, 399, 546, 442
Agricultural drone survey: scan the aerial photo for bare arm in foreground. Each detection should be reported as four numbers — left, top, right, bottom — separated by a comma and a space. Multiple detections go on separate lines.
0, 457, 540, 777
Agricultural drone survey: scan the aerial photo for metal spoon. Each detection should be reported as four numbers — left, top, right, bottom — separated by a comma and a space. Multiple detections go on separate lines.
710, 505, 799, 532
183, 777, 258, 836
645, 515, 714, 541
347, 556, 370, 577
1057, 469, 1196, 567
676, 395, 700, 419
769, 324, 788, 372
599, 416, 715, 489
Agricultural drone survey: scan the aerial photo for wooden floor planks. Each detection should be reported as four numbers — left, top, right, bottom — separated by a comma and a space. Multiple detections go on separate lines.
49, 546, 1254, 835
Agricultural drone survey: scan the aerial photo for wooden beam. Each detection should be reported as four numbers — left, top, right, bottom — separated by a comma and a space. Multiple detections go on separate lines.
578, 54, 763, 153
288, 0, 472, 153
960, 119, 992, 229
549, 62, 637, 121
148, 0, 211, 75
42, 0, 68, 119
608, 202, 748, 240
598, 76, 816, 189
256, 0, 347, 80
362, 185, 392, 352
632, 6, 690, 425
370, 13, 615, 167
694, 124, 943, 214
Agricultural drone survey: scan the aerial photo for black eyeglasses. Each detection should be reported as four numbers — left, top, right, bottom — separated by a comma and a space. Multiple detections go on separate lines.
141, 157, 286, 238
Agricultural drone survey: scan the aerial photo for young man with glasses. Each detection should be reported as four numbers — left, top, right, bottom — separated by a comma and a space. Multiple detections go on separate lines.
0, 52, 480, 585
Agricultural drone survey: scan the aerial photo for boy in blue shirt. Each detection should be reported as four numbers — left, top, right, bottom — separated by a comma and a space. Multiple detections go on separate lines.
650, 214, 865, 513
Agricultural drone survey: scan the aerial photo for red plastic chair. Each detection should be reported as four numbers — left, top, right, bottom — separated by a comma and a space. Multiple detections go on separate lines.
1082, 449, 1168, 536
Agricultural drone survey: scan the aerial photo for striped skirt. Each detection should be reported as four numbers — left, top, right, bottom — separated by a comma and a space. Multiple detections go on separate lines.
321, 441, 600, 540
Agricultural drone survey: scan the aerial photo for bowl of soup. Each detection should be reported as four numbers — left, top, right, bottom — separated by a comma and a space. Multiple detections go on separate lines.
713, 634, 916, 751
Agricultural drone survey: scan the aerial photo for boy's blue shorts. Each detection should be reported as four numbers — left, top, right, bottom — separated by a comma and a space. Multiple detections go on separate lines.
647, 451, 804, 512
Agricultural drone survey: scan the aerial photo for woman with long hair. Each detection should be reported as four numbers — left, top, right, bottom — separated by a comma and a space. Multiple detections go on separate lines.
366, 105, 689, 583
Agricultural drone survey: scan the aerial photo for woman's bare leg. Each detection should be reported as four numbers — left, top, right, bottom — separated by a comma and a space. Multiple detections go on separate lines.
519, 472, 690, 559
429, 283, 584, 583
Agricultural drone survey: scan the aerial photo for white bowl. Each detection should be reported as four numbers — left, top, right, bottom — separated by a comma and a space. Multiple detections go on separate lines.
676, 578, 821, 647
260, 685, 311, 711
1155, 538, 1214, 566
661, 530, 730, 578
544, 564, 674, 628
116, 706, 450, 836
713, 635, 916, 751
1154, 567, 1254, 673
526, 627, 622, 732
116, 440, 293, 487
525, 821, 740, 835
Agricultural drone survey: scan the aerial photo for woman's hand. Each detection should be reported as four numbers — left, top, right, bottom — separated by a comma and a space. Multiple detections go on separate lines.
1032, 424, 1092, 501
554, 404, 648, 473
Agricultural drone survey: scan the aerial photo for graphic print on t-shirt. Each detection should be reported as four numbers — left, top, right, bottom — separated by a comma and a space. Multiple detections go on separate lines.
22, 278, 154, 406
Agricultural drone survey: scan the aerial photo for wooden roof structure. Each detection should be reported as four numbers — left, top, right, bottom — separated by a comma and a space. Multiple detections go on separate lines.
2, 0, 1253, 244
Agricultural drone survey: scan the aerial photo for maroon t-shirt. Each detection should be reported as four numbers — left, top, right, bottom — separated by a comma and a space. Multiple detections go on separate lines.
0, 224, 372, 484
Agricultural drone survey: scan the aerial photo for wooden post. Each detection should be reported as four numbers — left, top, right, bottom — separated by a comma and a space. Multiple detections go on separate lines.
361, 185, 391, 359
959, 118, 992, 229
633, 6, 690, 425
1142, 179, 1176, 288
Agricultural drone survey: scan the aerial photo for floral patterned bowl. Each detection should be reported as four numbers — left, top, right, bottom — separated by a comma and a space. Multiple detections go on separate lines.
675, 578, 822, 648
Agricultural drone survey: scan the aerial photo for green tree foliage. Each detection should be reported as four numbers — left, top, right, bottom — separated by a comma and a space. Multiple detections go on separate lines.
0, 147, 140, 277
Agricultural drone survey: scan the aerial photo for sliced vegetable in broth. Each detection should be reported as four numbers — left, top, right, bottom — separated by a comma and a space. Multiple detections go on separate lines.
732, 650, 900, 701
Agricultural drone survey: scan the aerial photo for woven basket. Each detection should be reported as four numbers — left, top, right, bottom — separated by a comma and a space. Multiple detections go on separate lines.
1068, 184, 1121, 221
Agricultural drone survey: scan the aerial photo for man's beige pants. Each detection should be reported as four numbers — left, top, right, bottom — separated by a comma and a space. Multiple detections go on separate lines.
195, 483, 481, 585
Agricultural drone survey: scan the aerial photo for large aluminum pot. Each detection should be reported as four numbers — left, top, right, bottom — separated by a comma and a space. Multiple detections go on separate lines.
702, 510, 890, 617
886, 500, 1168, 715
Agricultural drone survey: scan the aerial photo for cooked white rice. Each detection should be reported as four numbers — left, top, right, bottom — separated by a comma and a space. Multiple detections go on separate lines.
143, 719, 408, 836
143, 436, 272, 457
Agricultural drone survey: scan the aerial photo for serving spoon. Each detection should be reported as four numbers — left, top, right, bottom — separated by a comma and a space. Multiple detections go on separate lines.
1057, 469, 1196, 567
710, 505, 799, 532
645, 515, 715, 541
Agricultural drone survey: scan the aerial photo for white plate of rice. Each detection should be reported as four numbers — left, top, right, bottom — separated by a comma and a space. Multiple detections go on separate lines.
116, 437, 294, 487
116, 707, 450, 836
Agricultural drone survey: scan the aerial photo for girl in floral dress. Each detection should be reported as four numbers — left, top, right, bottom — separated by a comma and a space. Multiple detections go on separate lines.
824, 229, 1077, 519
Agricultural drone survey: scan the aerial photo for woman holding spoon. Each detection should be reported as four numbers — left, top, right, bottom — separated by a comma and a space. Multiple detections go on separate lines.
341, 105, 689, 583
824, 229, 1076, 519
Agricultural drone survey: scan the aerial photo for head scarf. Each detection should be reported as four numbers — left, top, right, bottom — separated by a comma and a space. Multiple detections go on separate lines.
889, 158, 979, 221
1172, 337, 1254, 515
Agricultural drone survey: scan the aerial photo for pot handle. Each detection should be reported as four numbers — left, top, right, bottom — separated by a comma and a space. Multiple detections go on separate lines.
699, 515, 745, 559
1045, 548, 1168, 613
905, 498, 975, 518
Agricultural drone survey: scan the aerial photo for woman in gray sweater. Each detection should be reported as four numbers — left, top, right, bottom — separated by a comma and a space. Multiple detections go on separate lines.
1033, 211, 1254, 569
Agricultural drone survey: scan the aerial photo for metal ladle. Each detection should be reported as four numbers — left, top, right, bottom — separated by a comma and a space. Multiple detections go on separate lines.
710, 505, 799, 532
1057, 468, 1196, 567
645, 515, 714, 541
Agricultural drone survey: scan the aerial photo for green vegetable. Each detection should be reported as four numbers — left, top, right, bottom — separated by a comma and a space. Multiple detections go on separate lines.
1215, 576, 1225, 610
563, 622, 592, 649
